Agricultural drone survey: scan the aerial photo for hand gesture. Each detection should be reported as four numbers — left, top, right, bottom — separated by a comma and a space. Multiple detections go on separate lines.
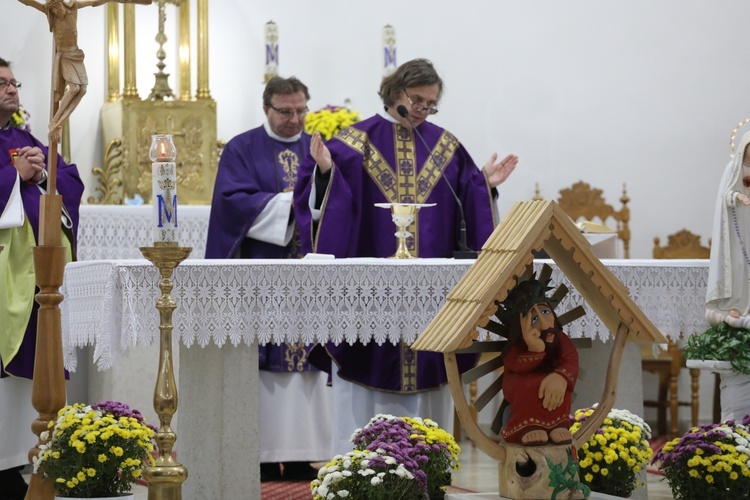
538, 372, 566, 411
520, 311, 546, 353
14, 146, 46, 182
484, 153, 518, 188
310, 131, 333, 173
738, 193, 750, 206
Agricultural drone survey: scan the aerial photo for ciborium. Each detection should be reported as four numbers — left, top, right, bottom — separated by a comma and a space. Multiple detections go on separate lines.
375, 203, 435, 259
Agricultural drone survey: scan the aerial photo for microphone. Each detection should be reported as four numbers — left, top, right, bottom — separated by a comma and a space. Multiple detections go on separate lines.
396, 105, 477, 259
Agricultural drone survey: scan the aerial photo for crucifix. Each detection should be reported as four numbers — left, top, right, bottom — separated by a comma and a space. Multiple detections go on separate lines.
15, 1, 150, 499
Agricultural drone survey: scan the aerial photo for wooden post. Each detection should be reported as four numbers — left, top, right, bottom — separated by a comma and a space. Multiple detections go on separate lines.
24, 239, 67, 500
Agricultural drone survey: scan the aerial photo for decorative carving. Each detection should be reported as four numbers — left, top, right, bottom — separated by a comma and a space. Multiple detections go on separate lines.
414, 200, 667, 498
500, 445, 584, 499
100, 0, 216, 204
102, 99, 218, 204
557, 181, 631, 258
653, 229, 710, 259
87, 139, 124, 204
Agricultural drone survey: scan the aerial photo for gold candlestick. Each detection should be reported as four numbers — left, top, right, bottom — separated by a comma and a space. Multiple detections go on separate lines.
140, 243, 192, 500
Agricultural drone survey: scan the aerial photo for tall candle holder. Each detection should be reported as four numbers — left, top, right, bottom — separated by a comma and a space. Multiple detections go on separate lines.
140, 243, 192, 499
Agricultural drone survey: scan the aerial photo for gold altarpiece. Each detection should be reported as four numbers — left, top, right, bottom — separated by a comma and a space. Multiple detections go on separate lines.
92, 0, 220, 205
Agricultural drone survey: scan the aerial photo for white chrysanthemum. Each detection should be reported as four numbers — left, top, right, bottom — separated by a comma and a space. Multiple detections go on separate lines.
384, 456, 397, 465
40, 431, 49, 441
371, 476, 383, 485
341, 470, 352, 477
337, 491, 349, 498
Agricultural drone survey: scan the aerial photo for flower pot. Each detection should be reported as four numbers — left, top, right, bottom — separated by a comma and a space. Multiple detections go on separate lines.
56, 495, 134, 500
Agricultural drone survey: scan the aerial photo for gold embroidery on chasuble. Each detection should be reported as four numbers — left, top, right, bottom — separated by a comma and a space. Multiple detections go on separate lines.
400, 341, 418, 392
278, 148, 302, 257
334, 125, 460, 258
277, 148, 299, 192
283, 341, 311, 372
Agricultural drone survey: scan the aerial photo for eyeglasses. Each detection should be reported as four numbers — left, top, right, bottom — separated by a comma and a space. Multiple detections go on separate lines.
268, 105, 308, 118
405, 92, 438, 115
0, 80, 21, 91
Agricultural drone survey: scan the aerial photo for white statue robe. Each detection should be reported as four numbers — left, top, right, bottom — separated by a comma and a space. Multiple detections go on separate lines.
706, 130, 750, 327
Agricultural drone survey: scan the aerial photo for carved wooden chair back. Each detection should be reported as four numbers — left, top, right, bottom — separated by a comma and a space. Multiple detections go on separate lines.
653, 229, 710, 259
555, 181, 631, 258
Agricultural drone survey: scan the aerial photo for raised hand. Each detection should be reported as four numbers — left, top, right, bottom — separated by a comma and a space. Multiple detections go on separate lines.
310, 131, 333, 173
484, 153, 518, 188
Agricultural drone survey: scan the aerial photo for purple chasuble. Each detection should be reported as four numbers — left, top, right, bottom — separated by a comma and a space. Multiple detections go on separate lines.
0, 125, 84, 379
294, 114, 495, 392
206, 125, 316, 372
206, 125, 309, 260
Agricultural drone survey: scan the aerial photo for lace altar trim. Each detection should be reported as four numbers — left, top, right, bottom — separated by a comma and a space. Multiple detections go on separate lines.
60, 259, 709, 371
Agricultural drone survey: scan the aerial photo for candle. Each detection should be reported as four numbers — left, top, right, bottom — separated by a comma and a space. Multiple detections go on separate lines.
382, 25, 397, 78
149, 134, 178, 244
264, 20, 279, 84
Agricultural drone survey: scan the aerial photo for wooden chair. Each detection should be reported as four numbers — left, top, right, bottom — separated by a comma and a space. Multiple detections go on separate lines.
645, 229, 709, 437
556, 181, 631, 258
535, 182, 630, 257
653, 229, 710, 259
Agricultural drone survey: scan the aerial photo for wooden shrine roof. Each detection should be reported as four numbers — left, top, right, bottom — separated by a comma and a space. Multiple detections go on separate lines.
411, 200, 667, 353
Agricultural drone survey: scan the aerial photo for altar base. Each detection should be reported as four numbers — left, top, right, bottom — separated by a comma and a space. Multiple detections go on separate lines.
178, 343, 259, 500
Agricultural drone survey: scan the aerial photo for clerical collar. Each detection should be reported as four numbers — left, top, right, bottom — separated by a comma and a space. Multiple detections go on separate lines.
263, 122, 301, 143
379, 109, 400, 124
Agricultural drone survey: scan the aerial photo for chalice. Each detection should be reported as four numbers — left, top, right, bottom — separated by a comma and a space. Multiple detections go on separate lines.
375, 202, 436, 258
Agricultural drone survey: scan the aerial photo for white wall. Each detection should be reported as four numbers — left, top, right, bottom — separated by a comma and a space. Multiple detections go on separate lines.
7, 0, 749, 260
7, 0, 733, 425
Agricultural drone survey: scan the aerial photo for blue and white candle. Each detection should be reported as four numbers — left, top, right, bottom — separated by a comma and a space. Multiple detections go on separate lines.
382, 25, 397, 78
149, 134, 178, 244
264, 20, 279, 83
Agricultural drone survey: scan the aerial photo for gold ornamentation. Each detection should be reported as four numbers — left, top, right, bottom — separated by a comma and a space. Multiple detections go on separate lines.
283, 341, 311, 372
277, 148, 299, 190
87, 139, 124, 204
103, 99, 218, 204
139, 245, 192, 498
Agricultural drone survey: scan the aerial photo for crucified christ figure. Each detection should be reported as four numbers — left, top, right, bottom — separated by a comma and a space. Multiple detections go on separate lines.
17, 0, 150, 143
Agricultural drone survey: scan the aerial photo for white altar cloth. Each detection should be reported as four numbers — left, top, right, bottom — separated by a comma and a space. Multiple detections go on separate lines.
76, 205, 211, 261
61, 258, 710, 371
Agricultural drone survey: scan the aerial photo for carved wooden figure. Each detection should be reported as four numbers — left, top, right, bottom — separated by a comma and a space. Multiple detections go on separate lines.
413, 200, 666, 499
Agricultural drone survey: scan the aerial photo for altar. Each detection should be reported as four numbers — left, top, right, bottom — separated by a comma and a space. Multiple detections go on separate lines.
60, 257, 709, 499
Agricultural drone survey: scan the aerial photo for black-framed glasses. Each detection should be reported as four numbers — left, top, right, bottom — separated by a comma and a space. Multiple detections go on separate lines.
0, 80, 21, 91
405, 92, 438, 115
268, 105, 308, 118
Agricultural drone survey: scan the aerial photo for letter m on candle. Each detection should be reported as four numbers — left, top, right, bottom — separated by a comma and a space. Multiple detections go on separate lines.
266, 43, 278, 65
384, 46, 396, 68
156, 194, 178, 228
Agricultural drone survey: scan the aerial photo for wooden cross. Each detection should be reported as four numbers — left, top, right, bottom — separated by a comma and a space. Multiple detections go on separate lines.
15, 1, 151, 499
